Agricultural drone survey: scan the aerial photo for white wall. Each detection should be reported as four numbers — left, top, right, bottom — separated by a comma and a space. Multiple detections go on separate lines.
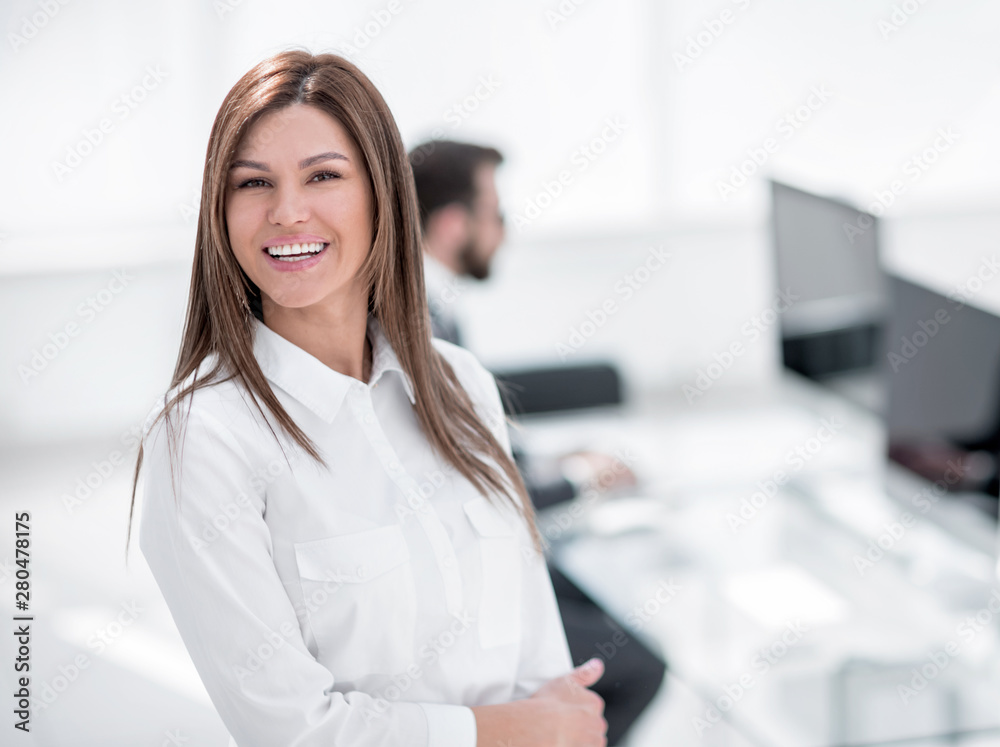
3, 0, 999, 446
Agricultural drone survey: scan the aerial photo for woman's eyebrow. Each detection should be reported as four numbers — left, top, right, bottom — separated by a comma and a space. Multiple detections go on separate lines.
299, 151, 350, 168
229, 152, 350, 171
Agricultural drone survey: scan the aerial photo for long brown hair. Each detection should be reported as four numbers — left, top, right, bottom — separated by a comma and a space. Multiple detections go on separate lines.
125, 49, 543, 559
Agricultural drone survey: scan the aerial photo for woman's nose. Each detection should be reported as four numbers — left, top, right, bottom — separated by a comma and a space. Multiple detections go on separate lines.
268, 184, 310, 225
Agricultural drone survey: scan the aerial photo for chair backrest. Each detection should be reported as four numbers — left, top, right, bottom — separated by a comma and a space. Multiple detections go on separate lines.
492, 363, 623, 416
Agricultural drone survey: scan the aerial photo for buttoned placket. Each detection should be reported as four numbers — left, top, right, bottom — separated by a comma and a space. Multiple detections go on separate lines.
346, 381, 465, 619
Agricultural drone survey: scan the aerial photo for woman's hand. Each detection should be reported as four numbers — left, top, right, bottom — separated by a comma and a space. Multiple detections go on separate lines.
471, 658, 608, 746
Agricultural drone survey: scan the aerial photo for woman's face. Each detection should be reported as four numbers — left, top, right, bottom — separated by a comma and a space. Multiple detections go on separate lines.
225, 103, 374, 318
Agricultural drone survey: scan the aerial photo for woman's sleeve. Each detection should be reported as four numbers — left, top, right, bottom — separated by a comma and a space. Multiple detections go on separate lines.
138, 405, 476, 747
473, 369, 575, 699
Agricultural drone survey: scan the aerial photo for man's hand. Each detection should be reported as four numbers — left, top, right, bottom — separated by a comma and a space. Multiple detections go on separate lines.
560, 450, 637, 494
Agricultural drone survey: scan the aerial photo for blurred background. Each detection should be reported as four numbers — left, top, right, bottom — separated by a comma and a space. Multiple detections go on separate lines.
3, 0, 1000, 745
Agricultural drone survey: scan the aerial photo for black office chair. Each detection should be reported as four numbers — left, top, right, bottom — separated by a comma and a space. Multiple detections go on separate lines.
493, 363, 623, 416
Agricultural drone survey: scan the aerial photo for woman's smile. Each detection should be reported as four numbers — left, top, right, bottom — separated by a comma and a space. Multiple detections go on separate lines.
261, 234, 330, 272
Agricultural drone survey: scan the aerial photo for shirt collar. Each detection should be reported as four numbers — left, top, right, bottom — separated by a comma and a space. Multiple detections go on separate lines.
251, 315, 416, 424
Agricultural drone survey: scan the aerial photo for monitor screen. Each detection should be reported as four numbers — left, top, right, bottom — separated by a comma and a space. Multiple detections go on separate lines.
771, 180, 887, 380
885, 273, 1000, 509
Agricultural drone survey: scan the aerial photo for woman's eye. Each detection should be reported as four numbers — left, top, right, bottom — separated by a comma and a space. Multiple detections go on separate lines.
312, 171, 342, 182
237, 177, 268, 189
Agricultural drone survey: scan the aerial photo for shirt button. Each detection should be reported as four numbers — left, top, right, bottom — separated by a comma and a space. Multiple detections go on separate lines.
442, 555, 455, 568
364, 413, 374, 424
389, 460, 400, 472
356, 565, 367, 579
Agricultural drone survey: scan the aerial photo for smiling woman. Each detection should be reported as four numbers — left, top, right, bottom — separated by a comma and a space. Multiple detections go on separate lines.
123, 50, 607, 747
225, 104, 376, 368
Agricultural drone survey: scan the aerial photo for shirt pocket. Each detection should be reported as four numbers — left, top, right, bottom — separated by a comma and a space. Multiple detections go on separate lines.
294, 524, 416, 679
463, 495, 523, 649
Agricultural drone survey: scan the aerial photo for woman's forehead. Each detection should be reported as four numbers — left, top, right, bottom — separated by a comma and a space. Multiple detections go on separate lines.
236, 104, 355, 160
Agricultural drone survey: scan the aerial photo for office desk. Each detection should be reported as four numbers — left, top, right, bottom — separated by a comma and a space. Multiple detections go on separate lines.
522, 372, 1000, 746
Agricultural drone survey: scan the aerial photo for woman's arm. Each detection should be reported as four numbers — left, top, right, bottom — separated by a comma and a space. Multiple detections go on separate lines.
470, 365, 578, 696
471, 659, 608, 746
470, 366, 608, 743
139, 404, 475, 747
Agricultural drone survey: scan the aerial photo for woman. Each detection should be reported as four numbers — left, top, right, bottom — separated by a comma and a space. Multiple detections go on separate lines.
125, 50, 607, 746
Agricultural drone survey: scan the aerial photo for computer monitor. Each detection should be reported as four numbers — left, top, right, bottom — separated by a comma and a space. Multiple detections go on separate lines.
771, 180, 886, 382
884, 273, 1000, 516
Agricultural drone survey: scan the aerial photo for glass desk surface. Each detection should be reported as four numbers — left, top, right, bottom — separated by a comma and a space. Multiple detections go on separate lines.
527, 377, 1000, 747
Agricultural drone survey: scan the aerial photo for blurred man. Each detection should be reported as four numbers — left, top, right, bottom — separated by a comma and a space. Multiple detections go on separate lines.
409, 139, 667, 746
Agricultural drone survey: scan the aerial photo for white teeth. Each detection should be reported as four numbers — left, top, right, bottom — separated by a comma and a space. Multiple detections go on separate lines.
265, 242, 326, 257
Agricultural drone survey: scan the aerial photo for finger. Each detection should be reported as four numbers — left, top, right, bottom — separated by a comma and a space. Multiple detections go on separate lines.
570, 657, 605, 687
585, 689, 606, 715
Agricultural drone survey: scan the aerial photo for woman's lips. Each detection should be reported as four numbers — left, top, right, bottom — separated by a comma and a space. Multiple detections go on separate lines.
261, 242, 329, 272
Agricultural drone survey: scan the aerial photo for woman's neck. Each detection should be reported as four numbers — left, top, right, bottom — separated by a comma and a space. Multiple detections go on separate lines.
261, 298, 372, 384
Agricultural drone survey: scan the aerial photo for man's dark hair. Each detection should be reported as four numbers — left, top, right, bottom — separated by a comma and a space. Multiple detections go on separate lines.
408, 140, 503, 230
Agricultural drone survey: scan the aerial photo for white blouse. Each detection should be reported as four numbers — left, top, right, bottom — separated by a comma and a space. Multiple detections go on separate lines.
138, 314, 572, 747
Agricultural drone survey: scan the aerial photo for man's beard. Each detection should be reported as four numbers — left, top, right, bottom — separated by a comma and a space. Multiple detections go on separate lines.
457, 240, 491, 280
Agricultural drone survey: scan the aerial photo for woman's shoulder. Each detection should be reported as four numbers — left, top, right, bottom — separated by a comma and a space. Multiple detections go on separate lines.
141, 353, 255, 446
430, 337, 509, 442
